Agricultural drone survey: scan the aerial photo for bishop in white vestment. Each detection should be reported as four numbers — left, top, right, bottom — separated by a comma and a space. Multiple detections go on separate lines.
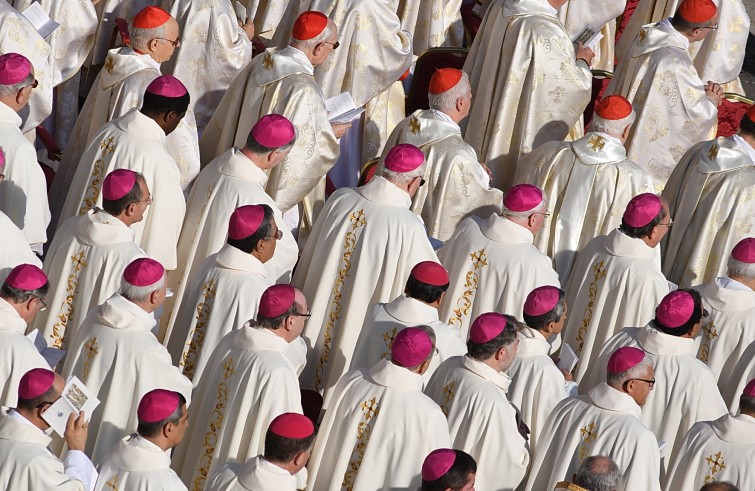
525, 347, 662, 491
0, 210, 41, 281
514, 96, 654, 283
425, 314, 529, 490
293, 144, 438, 397
438, 184, 559, 340
306, 328, 452, 491
662, 112, 755, 287
562, 193, 670, 383
379, 69, 502, 241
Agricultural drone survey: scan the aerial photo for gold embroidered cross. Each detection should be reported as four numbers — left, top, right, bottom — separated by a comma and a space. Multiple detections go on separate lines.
84, 338, 99, 358
222, 357, 236, 380
702, 321, 718, 340
359, 397, 380, 419
382, 327, 397, 350
587, 135, 606, 152
104, 474, 120, 490
201, 280, 217, 298
470, 249, 488, 269
349, 209, 366, 227
104, 56, 115, 74
639, 29, 647, 42
707, 143, 719, 160
705, 451, 726, 474
263, 53, 273, 70
442, 381, 457, 402
580, 422, 598, 444
409, 116, 421, 135
70, 251, 88, 272
592, 261, 607, 281
99, 137, 115, 155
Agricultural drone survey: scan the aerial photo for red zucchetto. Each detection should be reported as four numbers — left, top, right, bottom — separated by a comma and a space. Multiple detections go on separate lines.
268, 413, 315, 438
469, 312, 507, 343
655, 291, 695, 328
429, 68, 463, 94
594, 95, 633, 120
677, 0, 717, 23
132, 6, 171, 29
292, 11, 328, 40
410, 261, 449, 286
391, 327, 433, 367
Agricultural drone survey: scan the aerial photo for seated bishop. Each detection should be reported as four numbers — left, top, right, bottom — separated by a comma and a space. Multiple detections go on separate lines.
94, 389, 188, 491
583, 290, 728, 463
61, 258, 192, 462
206, 413, 316, 491
664, 379, 755, 491
525, 347, 662, 491
0, 265, 50, 408
199, 11, 340, 237
561, 193, 671, 383
35, 170, 147, 351
420, 449, 478, 491
171, 285, 309, 489
166, 205, 276, 383
379, 68, 502, 241
604, 0, 722, 188
438, 184, 559, 339
515, 95, 654, 283
351, 261, 467, 381
662, 107, 755, 287
306, 327, 452, 490
425, 313, 530, 490
293, 144, 438, 398
508, 286, 576, 455
58, 77, 189, 270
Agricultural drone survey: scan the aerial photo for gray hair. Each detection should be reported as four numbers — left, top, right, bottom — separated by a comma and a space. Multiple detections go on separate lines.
0, 72, 34, 96
118, 274, 166, 302
727, 255, 755, 282
574, 456, 622, 491
606, 355, 653, 387
397, 325, 437, 370
381, 162, 427, 185
428, 71, 471, 113
589, 111, 637, 138
501, 193, 548, 219
289, 19, 336, 52
130, 23, 168, 53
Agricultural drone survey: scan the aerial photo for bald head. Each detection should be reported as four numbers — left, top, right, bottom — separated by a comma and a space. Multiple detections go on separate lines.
574, 456, 621, 491
699, 483, 740, 491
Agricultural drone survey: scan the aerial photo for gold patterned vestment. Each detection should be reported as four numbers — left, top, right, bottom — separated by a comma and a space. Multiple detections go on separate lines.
557, 0, 627, 71
396, 0, 464, 53
244, 0, 292, 43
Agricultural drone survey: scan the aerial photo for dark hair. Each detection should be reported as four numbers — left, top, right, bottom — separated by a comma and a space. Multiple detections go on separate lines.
523, 289, 566, 331
244, 129, 297, 155
17, 385, 58, 412
137, 392, 186, 437
741, 394, 755, 416
102, 173, 145, 217
226, 204, 274, 254
739, 113, 755, 138
699, 482, 741, 491
619, 202, 667, 239
1, 282, 50, 303
140, 91, 190, 116
654, 288, 703, 337
264, 428, 317, 463
405, 275, 449, 304
670, 11, 716, 32
422, 450, 477, 491
467, 314, 521, 361
256, 302, 301, 330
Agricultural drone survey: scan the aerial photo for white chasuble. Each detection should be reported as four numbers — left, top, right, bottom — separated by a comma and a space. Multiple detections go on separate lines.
61, 294, 192, 462
94, 434, 187, 491
292, 177, 438, 397
604, 22, 718, 189
166, 243, 272, 384
243, 0, 292, 43
557, 0, 626, 71
0, 210, 42, 282
561, 229, 669, 383
664, 413, 755, 491
661, 137, 755, 287
695, 278, 755, 390
514, 131, 654, 283
0, 298, 48, 408
425, 356, 529, 490
380, 109, 503, 241
722, 341, 755, 412
207, 456, 297, 491
525, 383, 662, 491
507, 327, 570, 455
57, 109, 186, 270
170, 325, 302, 490
160, 0, 253, 132
437, 214, 559, 340
582, 324, 728, 463
306, 359, 451, 491
198, 47, 338, 234
0, 101, 50, 248
34, 210, 144, 351
350, 295, 467, 381
462, 0, 592, 190
396, 0, 464, 53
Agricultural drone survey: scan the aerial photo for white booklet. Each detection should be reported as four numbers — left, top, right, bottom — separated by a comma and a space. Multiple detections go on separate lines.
325, 92, 365, 124
557, 343, 579, 373
234, 1, 247, 22
573, 26, 603, 50
21, 2, 59, 39
41, 376, 99, 438
26, 329, 66, 369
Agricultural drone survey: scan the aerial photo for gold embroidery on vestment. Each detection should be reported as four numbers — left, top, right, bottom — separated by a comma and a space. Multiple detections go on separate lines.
50, 251, 88, 349
341, 397, 381, 490
180, 279, 218, 380
82, 337, 99, 379
587, 135, 606, 152
697, 321, 718, 362
704, 451, 726, 483
409, 116, 421, 134
576, 261, 607, 355
447, 249, 488, 331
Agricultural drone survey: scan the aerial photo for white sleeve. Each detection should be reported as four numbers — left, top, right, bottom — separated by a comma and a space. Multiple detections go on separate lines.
63, 450, 98, 491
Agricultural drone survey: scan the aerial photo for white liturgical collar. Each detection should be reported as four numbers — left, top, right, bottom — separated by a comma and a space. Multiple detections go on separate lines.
715, 276, 753, 292
121, 46, 161, 70
588, 382, 643, 420
384, 295, 440, 323
358, 176, 412, 208
370, 358, 424, 391
515, 326, 551, 358
462, 355, 512, 392
481, 214, 534, 244
731, 135, 755, 164
217, 148, 270, 186
659, 18, 690, 49
282, 46, 314, 73
637, 323, 696, 356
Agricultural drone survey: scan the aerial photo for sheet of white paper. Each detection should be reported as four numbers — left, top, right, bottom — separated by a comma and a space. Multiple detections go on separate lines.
471, 3, 483, 17
21, 2, 59, 39
234, 1, 247, 21
330, 107, 365, 124
325, 92, 357, 117
585, 32, 603, 50
42, 376, 100, 438
557, 343, 579, 373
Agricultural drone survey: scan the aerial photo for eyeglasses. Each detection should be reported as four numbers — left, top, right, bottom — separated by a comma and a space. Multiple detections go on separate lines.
659, 218, 673, 228
134, 193, 153, 205
529, 212, 551, 219
265, 229, 283, 241
292, 311, 312, 320
626, 377, 655, 388
26, 79, 39, 89
36, 297, 48, 312
420, 178, 426, 187
703, 308, 709, 318
700, 24, 719, 30
320, 41, 339, 50
432, 346, 440, 357
157, 37, 181, 47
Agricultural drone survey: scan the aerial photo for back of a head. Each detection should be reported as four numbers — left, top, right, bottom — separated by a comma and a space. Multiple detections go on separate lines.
670, 0, 718, 33
137, 389, 186, 437
421, 449, 477, 491
652, 289, 703, 337
573, 455, 622, 491
500, 184, 547, 220
245, 114, 298, 156
119, 258, 166, 303
739, 107, 755, 139
1, 263, 49, 304
141, 75, 190, 117
0, 53, 34, 99
381, 144, 426, 185
740, 378, 755, 417
391, 326, 436, 371
427, 69, 470, 113
289, 11, 335, 52
101, 169, 145, 217
699, 483, 740, 491
264, 413, 316, 466
256, 284, 299, 330
588, 95, 635, 138
466, 313, 519, 361
226, 204, 274, 254
405, 261, 450, 304
130, 6, 171, 52
619, 193, 666, 239
727, 237, 755, 284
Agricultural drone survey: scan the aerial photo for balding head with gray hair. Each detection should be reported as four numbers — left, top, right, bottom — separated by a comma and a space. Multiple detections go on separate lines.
428, 71, 471, 113
573, 455, 621, 491
290, 19, 337, 53
589, 111, 636, 139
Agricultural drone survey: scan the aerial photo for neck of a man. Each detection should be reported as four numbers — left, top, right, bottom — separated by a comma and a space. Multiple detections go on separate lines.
15, 408, 47, 432
0, 96, 21, 114
240, 147, 268, 171
113, 211, 135, 228
729, 275, 755, 291
128, 297, 155, 314
263, 456, 297, 475
140, 432, 172, 452
504, 215, 534, 234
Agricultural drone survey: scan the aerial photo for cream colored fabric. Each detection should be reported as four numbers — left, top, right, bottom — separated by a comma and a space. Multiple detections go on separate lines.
380, 109, 503, 241
515, 132, 654, 283
396, 0, 464, 53
245, 0, 292, 42
57, 109, 186, 270
605, 22, 718, 189
562, 229, 669, 383
722, 340, 755, 412
61, 293, 192, 462
557, 0, 626, 71
463, 0, 592, 190
207, 456, 298, 491
170, 325, 302, 490
663, 413, 755, 491
306, 359, 451, 491
0, 210, 42, 282
269, 0, 311, 49
425, 356, 529, 490
662, 137, 755, 287
525, 383, 662, 491
583, 324, 728, 463
87, 0, 152, 66
437, 214, 559, 340
166, 243, 272, 384
94, 434, 187, 491
160, 0, 253, 131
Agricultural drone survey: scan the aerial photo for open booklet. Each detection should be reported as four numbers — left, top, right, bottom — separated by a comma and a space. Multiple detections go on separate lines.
234, 1, 247, 22
21, 2, 59, 40
557, 343, 579, 373
573, 26, 603, 51
41, 376, 100, 438
26, 329, 66, 369
325, 92, 366, 125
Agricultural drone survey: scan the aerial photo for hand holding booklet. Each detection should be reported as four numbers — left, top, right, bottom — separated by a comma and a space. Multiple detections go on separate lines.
573, 26, 603, 51
41, 376, 99, 438
557, 343, 579, 373
325, 92, 365, 124
21, 2, 59, 39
